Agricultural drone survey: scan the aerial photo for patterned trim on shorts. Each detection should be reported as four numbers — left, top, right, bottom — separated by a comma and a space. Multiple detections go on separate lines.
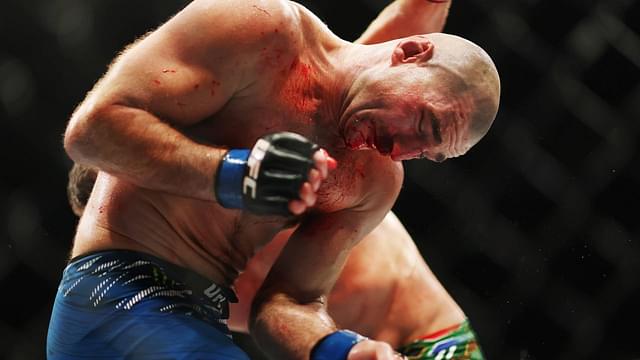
397, 319, 485, 360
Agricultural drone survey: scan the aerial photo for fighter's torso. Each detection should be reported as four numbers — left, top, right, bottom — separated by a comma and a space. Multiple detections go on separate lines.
74, 1, 402, 286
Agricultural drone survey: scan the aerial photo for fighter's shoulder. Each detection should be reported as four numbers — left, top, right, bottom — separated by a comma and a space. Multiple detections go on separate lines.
357, 155, 404, 212
188, 0, 300, 35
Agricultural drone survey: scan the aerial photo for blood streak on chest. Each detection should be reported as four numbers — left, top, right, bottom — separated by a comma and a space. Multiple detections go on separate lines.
278, 58, 319, 117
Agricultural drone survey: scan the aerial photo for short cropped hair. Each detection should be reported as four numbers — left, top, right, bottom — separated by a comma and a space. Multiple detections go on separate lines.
67, 164, 97, 217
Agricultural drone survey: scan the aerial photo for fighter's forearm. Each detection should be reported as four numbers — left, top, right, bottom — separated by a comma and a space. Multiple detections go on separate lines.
64, 103, 224, 201
248, 211, 363, 359
356, 0, 451, 44
251, 293, 336, 359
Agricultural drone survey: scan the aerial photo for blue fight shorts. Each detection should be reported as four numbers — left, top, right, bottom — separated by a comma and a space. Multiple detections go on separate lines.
47, 250, 250, 359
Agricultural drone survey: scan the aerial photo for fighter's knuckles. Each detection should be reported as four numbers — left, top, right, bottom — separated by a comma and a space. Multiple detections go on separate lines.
288, 199, 306, 215
217, 131, 321, 216
313, 149, 329, 178
348, 340, 396, 360
309, 169, 321, 192
299, 182, 316, 206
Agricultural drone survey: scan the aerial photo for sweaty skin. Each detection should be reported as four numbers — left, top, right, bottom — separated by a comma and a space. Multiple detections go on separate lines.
230, 3, 468, 346
67, 0, 467, 352
230, 211, 465, 348
64, 0, 499, 358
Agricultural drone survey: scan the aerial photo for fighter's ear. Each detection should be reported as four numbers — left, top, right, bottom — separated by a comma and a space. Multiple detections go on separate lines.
391, 37, 434, 65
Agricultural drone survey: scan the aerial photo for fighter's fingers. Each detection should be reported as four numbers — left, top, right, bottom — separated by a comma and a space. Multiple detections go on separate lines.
309, 168, 322, 192
313, 149, 328, 178
288, 199, 307, 215
299, 182, 317, 207
348, 340, 397, 360
393, 352, 408, 360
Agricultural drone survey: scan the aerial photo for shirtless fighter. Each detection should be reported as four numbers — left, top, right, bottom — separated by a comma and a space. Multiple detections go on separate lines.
63, 2, 487, 358
50, 0, 499, 359
68, 165, 483, 360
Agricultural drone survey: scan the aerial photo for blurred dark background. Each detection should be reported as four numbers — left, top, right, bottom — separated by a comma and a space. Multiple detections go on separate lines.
1, 0, 639, 359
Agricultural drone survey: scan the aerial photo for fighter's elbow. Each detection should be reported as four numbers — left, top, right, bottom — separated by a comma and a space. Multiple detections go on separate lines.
64, 118, 90, 164
63, 103, 109, 164
249, 291, 294, 333
248, 289, 275, 331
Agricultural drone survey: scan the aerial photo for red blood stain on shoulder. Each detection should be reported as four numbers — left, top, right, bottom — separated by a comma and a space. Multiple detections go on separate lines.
152, 79, 161, 85
299, 63, 311, 76
289, 58, 298, 71
279, 59, 317, 115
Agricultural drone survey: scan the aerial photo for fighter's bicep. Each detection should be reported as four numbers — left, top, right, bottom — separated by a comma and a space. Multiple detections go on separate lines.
97, 27, 243, 126
93, 0, 287, 127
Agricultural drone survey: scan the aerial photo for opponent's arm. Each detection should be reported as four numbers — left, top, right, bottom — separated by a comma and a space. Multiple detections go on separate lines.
250, 163, 403, 359
356, 0, 451, 44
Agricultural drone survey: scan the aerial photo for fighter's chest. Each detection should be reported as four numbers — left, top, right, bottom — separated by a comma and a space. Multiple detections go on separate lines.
228, 152, 396, 253
195, 58, 323, 144
313, 150, 376, 212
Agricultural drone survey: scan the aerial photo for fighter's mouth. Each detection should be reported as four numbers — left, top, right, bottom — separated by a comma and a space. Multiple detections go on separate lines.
344, 115, 393, 155
374, 134, 394, 156
364, 125, 392, 155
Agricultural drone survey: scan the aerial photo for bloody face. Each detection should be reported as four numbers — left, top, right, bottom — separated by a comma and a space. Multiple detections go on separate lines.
342, 66, 475, 162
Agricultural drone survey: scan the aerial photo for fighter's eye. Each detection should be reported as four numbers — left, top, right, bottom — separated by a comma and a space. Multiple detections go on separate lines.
431, 117, 442, 144
418, 114, 425, 135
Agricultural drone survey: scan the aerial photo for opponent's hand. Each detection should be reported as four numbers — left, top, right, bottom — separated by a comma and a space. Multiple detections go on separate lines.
216, 132, 336, 216
348, 340, 407, 360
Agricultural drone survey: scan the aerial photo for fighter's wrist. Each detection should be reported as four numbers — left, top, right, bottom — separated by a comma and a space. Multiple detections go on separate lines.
214, 132, 319, 216
310, 330, 367, 360
215, 149, 250, 209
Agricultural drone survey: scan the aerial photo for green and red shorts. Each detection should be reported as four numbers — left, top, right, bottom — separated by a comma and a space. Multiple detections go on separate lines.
397, 319, 484, 360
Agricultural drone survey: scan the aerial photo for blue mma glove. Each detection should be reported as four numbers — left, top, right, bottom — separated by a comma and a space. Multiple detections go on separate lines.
216, 132, 319, 216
